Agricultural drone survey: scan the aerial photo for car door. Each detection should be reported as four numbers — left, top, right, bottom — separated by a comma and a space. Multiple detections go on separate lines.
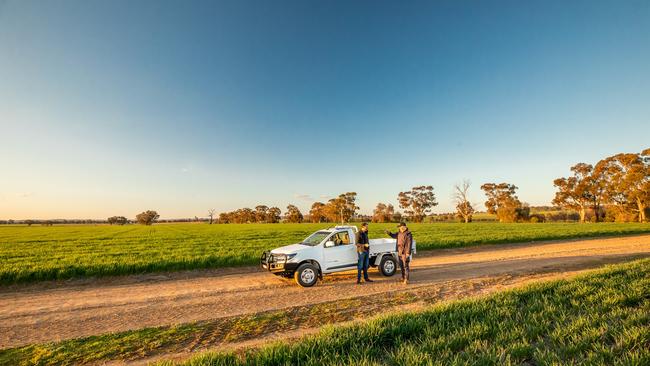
323, 230, 358, 271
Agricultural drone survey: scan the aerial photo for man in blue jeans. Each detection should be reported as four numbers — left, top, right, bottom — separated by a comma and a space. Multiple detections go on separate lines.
356, 223, 373, 284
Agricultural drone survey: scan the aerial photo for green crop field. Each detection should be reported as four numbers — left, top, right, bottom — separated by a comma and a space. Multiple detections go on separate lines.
1, 222, 649, 285
153, 258, 650, 366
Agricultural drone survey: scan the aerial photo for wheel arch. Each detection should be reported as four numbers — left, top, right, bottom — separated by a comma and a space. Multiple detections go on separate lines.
372, 253, 394, 266
298, 259, 322, 279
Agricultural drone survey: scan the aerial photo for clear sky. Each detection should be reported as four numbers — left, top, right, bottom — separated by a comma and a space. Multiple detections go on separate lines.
1, 0, 649, 220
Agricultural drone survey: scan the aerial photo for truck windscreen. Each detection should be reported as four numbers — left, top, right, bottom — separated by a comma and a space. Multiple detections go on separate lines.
301, 231, 330, 246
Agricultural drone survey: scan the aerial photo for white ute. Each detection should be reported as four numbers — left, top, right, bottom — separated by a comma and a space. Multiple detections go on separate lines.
260, 226, 416, 287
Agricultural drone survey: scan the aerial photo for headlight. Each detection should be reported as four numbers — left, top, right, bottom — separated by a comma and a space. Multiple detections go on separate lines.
273, 253, 297, 262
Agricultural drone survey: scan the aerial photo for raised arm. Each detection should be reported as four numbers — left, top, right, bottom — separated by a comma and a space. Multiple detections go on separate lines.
385, 230, 397, 239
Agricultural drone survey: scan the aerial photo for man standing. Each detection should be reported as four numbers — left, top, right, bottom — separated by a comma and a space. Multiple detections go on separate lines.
356, 223, 373, 284
386, 222, 413, 284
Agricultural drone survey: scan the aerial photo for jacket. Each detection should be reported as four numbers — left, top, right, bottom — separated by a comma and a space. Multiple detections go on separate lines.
388, 229, 413, 256
356, 230, 369, 253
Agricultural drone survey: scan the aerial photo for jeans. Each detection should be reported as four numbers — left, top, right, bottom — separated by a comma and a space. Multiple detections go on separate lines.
357, 251, 370, 281
398, 254, 410, 280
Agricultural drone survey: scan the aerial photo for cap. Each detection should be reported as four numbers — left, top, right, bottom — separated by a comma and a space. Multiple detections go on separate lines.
397, 222, 407, 227
361, 222, 368, 227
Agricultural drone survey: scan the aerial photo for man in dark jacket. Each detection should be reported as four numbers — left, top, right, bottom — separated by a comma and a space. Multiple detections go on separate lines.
356, 223, 373, 284
385, 222, 413, 284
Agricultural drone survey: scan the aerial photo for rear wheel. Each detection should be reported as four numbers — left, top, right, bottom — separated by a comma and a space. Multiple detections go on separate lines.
294, 263, 318, 287
379, 255, 397, 276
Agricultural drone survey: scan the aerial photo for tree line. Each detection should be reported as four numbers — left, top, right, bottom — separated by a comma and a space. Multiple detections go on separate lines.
552, 148, 650, 223
214, 193, 359, 224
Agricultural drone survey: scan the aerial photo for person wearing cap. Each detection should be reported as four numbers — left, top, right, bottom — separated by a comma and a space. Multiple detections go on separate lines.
385, 222, 413, 284
355, 223, 373, 284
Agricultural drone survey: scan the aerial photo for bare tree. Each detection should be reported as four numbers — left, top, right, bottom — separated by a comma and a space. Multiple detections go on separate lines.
207, 209, 216, 224
453, 180, 474, 223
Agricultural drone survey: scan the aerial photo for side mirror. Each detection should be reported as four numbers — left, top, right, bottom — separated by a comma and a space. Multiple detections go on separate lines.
324, 240, 335, 248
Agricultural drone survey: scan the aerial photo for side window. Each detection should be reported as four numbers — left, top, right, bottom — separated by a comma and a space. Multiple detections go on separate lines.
330, 231, 350, 246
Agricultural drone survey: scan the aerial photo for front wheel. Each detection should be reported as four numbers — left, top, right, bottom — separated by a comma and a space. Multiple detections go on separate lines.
379, 255, 397, 276
294, 263, 318, 287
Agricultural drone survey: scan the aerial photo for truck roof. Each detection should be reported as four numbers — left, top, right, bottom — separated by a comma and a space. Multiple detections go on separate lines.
326, 225, 359, 233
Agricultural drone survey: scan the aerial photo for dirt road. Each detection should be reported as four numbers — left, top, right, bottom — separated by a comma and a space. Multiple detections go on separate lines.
2, 235, 650, 349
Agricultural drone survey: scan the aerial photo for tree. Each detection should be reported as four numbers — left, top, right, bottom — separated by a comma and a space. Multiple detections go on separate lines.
398, 186, 438, 223
453, 180, 474, 223
233, 208, 254, 223
254, 205, 269, 223
309, 202, 327, 223
108, 216, 128, 225
323, 197, 344, 223
218, 212, 231, 224
339, 192, 359, 222
552, 163, 599, 223
136, 210, 159, 225
597, 151, 650, 222
284, 204, 303, 223
207, 209, 216, 224
322, 192, 358, 223
372, 203, 388, 223
480, 183, 522, 223
25, 219, 34, 227
372, 203, 396, 223
385, 204, 396, 222
266, 207, 282, 223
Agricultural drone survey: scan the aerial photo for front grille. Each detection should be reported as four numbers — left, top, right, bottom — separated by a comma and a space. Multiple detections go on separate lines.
261, 251, 286, 272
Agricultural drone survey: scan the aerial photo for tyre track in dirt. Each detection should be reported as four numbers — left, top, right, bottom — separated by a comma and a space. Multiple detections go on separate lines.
1, 234, 650, 349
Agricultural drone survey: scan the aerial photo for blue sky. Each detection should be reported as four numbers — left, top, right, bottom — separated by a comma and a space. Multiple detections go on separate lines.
1, 0, 649, 219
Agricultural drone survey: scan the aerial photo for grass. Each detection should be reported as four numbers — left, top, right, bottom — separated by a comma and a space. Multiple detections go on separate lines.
2, 258, 647, 366
1, 222, 649, 285
161, 258, 650, 366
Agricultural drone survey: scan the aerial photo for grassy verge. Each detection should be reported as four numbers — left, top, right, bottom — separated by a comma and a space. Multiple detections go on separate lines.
1, 222, 649, 284
162, 258, 650, 366
1, 260, 648, 365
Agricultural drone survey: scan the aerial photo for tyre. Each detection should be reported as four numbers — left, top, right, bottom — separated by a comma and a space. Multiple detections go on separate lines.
379, 255, 397, 277
294, 263, 318, 287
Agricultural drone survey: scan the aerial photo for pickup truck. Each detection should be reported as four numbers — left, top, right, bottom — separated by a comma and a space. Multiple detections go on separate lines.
260, 225, 416, 287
